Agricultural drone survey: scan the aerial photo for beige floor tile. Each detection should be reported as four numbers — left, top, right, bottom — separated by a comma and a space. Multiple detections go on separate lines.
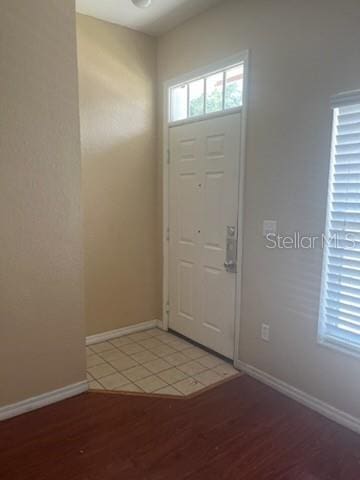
118, 343, 145, 355
122, 365, 152, 382
87, 332, 237, 396
146, 328, 159, 334
212, 363, 238, 378
99, 349, 128, 362
89, 380, 104, 390
90, 342, 114, 354
163, 352, 189, 367
167, 338, 193, 351
197, 354, 225, 369
86, 354, 106, 368
135, 375, 167, 393
143, 358, 172, 374
173, 377, 204, 395
146, 328, 164, 337
109, 336, 134, 348
149, 344, 177, 357
130, 350, 159, 364
99, 372, 129, 390
108, 356, 138, 371
114, 383, 143, 393
193, 369, 222, 387
155, 385, 183, 396
155, 332, 177, 344
157, 367, 188, 385
139, 338, 164, 350
127, 331, 151, 341
178, 361, 207, 376
88, 363, 116, 379
182, 346, 206, 360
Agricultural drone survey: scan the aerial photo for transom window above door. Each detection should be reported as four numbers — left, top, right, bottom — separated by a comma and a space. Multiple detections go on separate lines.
170, 63, 244, 123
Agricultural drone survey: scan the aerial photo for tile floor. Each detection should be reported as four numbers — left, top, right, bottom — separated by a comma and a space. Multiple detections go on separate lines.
87, 328, 240, 397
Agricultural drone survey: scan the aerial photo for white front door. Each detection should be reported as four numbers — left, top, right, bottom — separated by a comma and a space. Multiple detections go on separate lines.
169, 112, 242, 359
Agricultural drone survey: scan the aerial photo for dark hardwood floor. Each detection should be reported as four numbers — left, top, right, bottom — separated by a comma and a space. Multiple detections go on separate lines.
1, 375, 360, 479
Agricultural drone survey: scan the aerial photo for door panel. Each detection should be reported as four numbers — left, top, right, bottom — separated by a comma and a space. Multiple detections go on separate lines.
169, 112, 241, 359
203, 172, 224, 248
178, 173, 197, 243
178, 261, 194, 320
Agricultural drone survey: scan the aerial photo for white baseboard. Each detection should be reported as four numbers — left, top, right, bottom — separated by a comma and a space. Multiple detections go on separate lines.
235, 360, 360, 435
0, 381, 88, 422
86, 320, 160, 346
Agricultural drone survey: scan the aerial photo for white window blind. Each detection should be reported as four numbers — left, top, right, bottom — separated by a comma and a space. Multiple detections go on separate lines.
319, 92, 360, 355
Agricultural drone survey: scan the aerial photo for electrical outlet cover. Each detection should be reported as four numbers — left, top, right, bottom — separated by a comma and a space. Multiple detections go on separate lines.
261, 324, 270, 342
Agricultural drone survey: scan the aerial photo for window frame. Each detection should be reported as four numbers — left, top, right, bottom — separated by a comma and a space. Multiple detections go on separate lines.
168, 56, 245, 126
318, 90, 360, 359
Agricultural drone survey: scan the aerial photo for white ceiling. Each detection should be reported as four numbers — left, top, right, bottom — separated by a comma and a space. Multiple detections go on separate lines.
76, 0, 224, 36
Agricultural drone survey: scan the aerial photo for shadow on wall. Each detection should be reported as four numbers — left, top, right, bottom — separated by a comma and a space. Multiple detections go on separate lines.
76, 14, 160, 337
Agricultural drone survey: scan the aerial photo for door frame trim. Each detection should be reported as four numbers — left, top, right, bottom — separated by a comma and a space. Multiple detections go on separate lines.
161, 51, 249, 366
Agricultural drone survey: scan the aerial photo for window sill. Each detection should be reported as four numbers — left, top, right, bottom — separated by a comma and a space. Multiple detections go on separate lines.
318, 335, 360, 361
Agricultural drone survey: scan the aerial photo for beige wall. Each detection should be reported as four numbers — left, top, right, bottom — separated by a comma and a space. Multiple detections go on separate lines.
158, 0, 360, 419
0, 0, 85, 407
77, 15, 160, 336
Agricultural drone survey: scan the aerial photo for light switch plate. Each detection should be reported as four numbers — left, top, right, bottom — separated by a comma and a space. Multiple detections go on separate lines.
263, 220, 277, 237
